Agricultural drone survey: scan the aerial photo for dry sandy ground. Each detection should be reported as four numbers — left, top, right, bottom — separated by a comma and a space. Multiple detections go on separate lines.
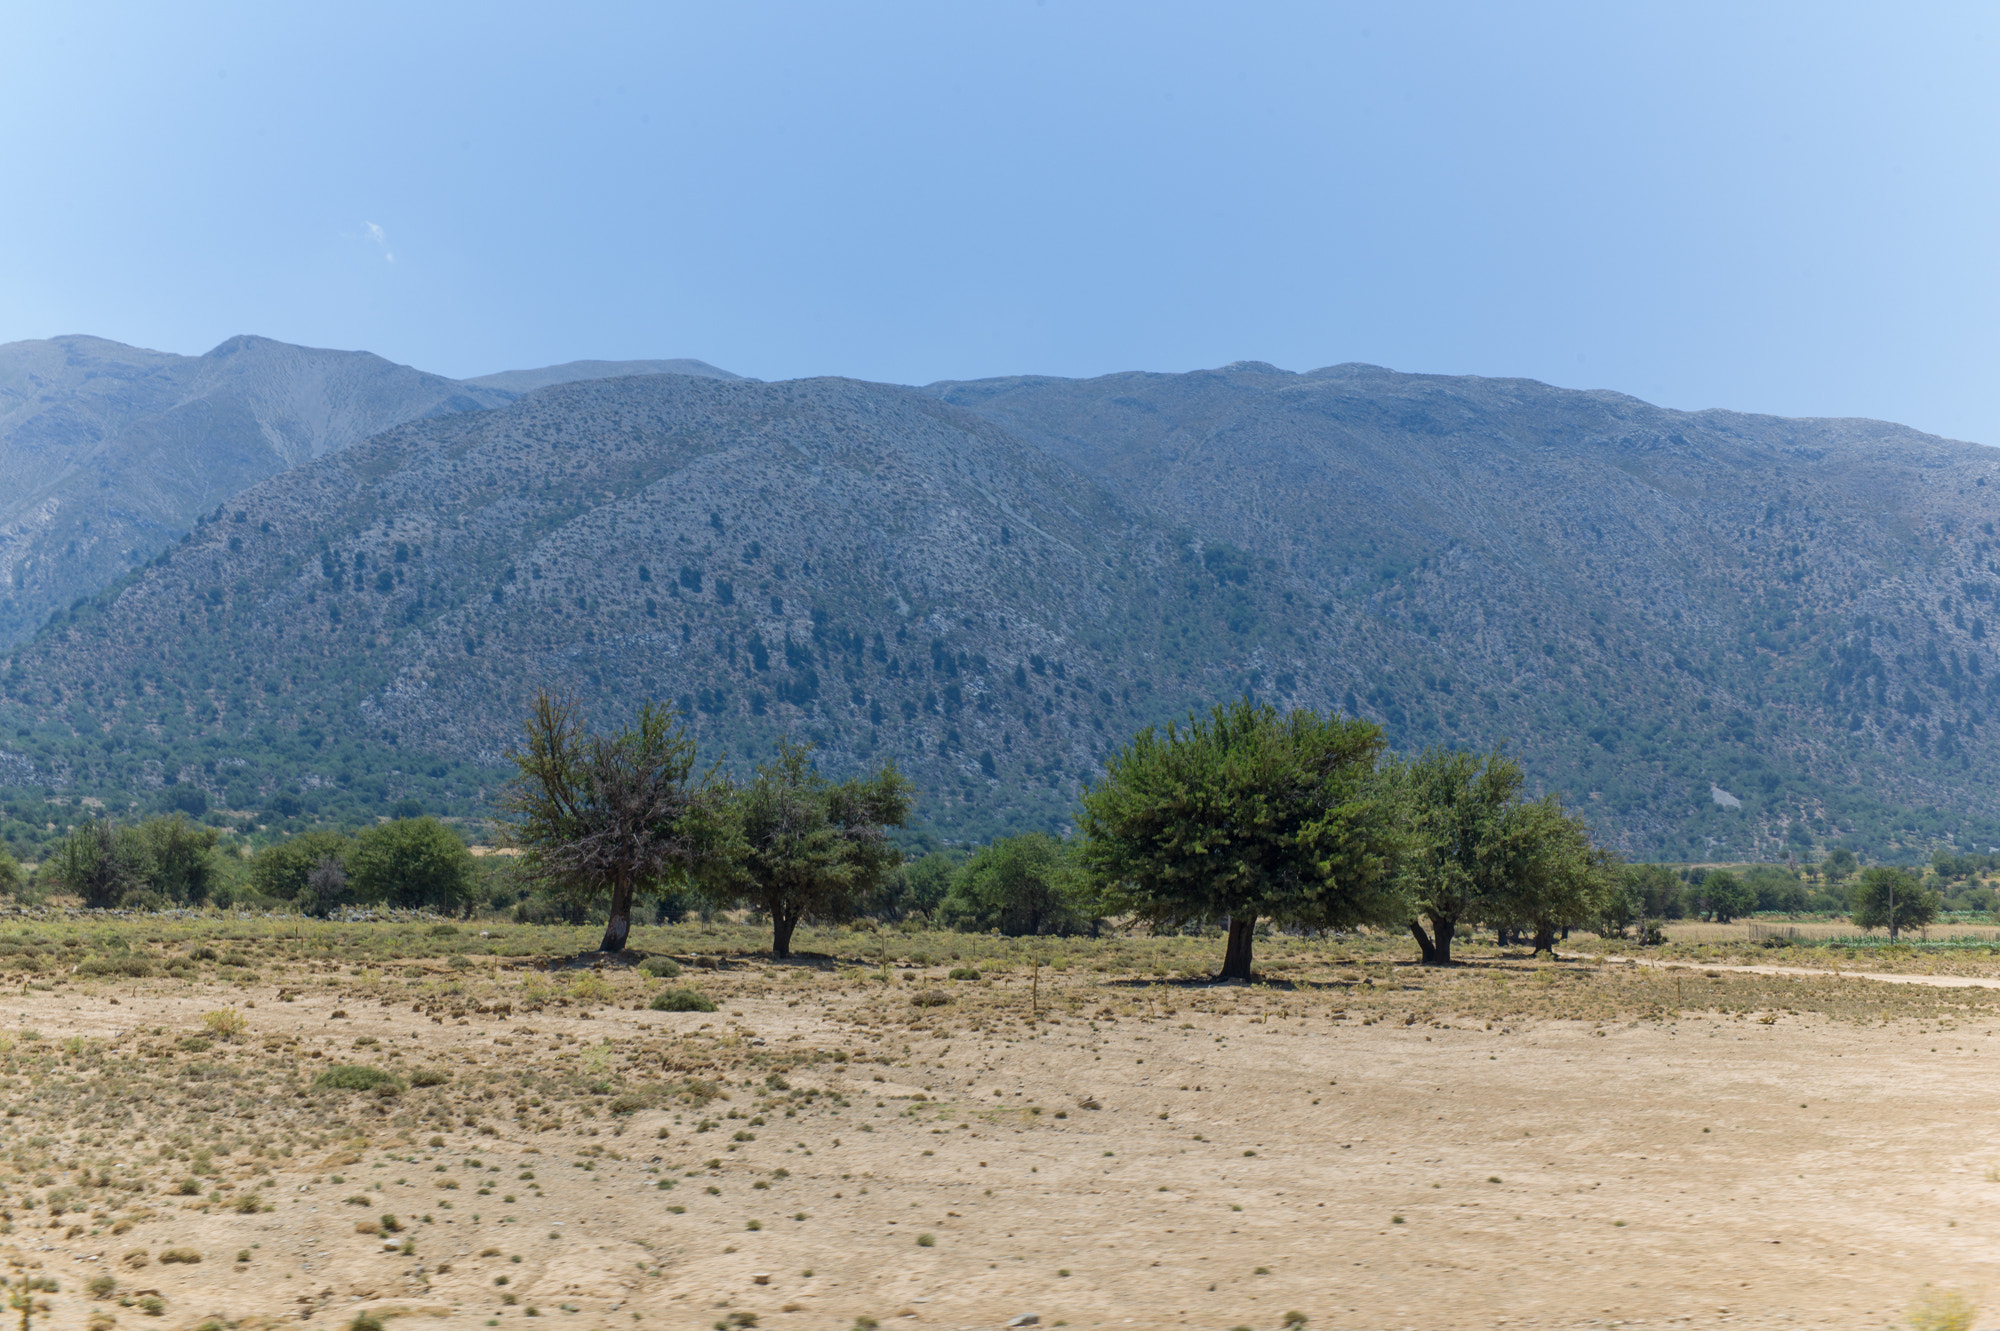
12, 967, 2000, 1331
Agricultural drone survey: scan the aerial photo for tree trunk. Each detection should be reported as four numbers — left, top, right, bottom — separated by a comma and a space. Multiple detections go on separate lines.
1532, 922, 1556, 956
598, 872, 633, 954
772, 907, 798, 959
1433, 915, 1456, 966
1220, 914, 1257, 980
1409, 920, 1437, 964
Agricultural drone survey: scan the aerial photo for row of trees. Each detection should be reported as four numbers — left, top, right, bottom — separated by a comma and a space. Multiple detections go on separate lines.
38, 815, 227, 909
21, 692, 1947, 971
503, 693, 1615, 977
502, 694, 909, 956
31, 811, 482, 914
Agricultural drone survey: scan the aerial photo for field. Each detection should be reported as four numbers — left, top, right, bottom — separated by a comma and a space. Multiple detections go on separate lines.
5, 917, 2000, 1331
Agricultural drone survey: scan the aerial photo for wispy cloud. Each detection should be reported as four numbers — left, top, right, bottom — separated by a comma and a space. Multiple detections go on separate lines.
364, 221, 394, 263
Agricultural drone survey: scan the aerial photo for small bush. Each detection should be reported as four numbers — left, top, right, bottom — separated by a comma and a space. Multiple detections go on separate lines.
909, 990, 951, 1008
88, 1273, 115, 1298
1908, 1290, 1977, 1331
569, 973, 616, 1003
947, 967, 980, 981
157, 1247, 201, 1264
640, 956, 683, 978
78, 955, 153, 977
411, 1068, 451, 1088
915, 1232, 935, 1247
232, 1190, 262, 1213
202, 1009, 248, 1040
350, 1314, 387, 1331
314, 1064, 404, 1093
650, 989, 717, 1013
139, 1295, 165, 1316
608, 1089, 659, 1115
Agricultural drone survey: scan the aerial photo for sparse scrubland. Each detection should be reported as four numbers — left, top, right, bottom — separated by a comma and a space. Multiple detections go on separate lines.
0, 914, 1995, 1329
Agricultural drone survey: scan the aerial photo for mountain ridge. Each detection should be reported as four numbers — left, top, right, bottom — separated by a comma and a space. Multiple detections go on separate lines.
4, 359, 2000, 863
0, 335, 736, 646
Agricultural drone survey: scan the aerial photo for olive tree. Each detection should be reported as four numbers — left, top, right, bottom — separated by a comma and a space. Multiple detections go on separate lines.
1078, 699, 1404, 981
1695, 869, 1756, 923
47, 820, 143, 909
348, 817, 477, 913
942, 833, 1098, 936
1850, 865, 1936, 941
1486, 794, 1614, 955
720, 740, 912, 958
251, 830, 352, 914
130, 815, 222, 905
1393, 746, 1524, 965
500, 692, 734, 954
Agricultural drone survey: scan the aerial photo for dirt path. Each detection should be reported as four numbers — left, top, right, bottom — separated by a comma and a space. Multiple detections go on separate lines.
1596, 951, 2000, 990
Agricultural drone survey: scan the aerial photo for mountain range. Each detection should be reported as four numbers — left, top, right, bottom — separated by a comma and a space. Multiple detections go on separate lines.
0, 334, 736, 645
2, 349, 1999, 864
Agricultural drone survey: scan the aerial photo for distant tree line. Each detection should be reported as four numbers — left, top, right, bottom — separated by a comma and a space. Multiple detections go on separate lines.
12, 689, 1988, 966
15, 812, 481, 915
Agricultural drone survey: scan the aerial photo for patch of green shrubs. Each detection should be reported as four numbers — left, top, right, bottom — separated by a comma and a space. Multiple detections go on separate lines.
649, 988, 716, 1013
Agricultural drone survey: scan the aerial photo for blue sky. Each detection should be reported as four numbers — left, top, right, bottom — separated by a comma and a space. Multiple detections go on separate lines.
4, 2, 1997, 443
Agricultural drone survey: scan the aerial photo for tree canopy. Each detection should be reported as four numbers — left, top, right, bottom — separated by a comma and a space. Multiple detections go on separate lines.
347, 817, 477, 913
1484, 794, 1614, 953
1850, 865, 1937, 940
1078, 699, 1404, 979
1393, 747, 1525, 965
250, 830, 353, 914
1694, 869, 1755, 923
942, 833, 1097, 936
720, 740, 912, 958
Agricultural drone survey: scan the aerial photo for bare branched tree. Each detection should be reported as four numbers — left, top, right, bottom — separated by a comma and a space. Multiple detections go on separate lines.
498, 691, 732, 954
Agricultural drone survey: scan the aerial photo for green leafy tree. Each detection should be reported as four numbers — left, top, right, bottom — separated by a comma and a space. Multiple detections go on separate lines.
500, 692, 735, 953
885, 851, 956, 921
1622, 862, 1684, 920
1592, 869, 1641, 938
1696, 869, 1755, 923
1486, 796, 1615, 954
1078, 699, 1404, 980
130, 815, 221, 904
0, 845, 19, 899
1742, 863, 1806, 913
47, 819, 142, 909
250, 830, 353, 914
1850, 865, 1937, 941
348, 817, 477, 912
1822, 847, 1859, 883
942, 833, 1097, 936
721, 740, 913, 958
1393, 747, 1525, 965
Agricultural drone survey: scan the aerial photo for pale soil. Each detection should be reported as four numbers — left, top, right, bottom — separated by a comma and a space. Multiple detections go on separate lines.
10, 954, 2000, 1331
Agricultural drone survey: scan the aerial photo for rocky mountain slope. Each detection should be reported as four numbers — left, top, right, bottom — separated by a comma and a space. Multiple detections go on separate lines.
2, 363, 1998, 861
937, 363, 2000, 858
0, 336, 735, 647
